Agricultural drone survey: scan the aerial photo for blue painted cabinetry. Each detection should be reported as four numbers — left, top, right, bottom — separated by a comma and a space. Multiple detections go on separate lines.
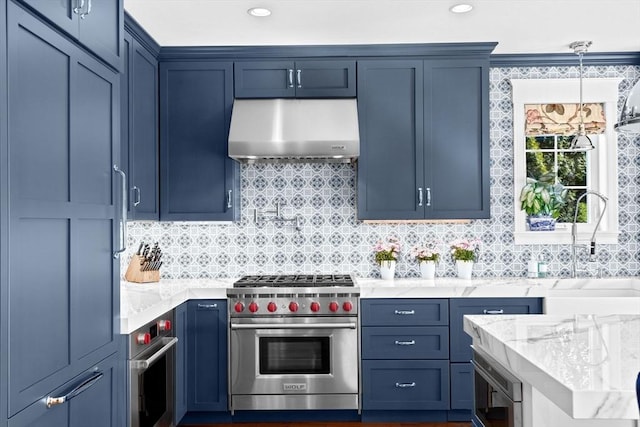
234, 60, 356, 98
174, 303, 188, 425
121, 31, 159, 220
186, 300, 228, 412
19, 0, 123, 69
357, 56, 490, 220
159, 62, 239, 221
4, 2, 122, 424
361, 299, 450, 418
448, 298, 542, 414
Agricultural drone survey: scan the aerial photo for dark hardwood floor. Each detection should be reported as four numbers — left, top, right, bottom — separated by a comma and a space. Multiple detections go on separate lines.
183, 423, 471, 427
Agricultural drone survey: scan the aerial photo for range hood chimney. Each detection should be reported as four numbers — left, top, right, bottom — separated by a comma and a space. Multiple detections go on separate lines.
228, 98, 360, 163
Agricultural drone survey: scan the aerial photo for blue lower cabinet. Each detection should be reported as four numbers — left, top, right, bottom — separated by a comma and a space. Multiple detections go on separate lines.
187, 300, 228, 412
8, 352, 123, 427
174, 302, 188, 424
450, 363, 474, 410
361, 360, 449, 410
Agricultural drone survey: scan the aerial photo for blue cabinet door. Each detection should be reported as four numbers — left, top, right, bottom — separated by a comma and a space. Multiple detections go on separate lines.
234, 60, 356, 98
425, 59, 490, 219
450, 362, 473, 410
449, 298, 543, 363
362, 360, 449, 410
20, 0, 122, 70
160, 61, 238, 221
357, 60, 425, 220
122, 32, 159, 220
174, 303, 188, 425
7, 2, 120, 416
187, 300, 228, 412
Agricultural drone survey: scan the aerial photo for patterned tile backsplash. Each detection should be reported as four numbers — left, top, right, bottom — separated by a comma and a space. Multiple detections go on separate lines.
124, 65, 640, 280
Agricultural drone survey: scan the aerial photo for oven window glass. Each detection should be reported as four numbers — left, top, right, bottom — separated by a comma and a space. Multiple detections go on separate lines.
474, 371, 517, 427
139, 355, 167, 427
259, 337, 330, 374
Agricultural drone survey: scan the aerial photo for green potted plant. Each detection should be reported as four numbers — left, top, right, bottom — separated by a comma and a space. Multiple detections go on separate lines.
519, 172, 568, 231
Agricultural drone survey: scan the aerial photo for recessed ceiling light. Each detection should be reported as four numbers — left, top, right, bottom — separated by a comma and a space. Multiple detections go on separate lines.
449, 4, 473, 14
248, 7, 271, 17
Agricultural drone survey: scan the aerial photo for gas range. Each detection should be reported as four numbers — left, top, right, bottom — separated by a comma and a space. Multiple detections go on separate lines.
226, 274, 359, 317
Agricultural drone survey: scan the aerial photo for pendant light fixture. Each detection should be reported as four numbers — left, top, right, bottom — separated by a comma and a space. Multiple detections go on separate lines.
615, 80, 640, 132
568, 40, 594, 151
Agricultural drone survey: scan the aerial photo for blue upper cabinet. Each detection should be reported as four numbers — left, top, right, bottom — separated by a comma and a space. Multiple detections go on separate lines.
20, 0, 123, 70
357, 57, 490, 220
159, 61, 239, 221
121, 32, 159, 220
7, 1, 120, 417
234, 60, 356, 98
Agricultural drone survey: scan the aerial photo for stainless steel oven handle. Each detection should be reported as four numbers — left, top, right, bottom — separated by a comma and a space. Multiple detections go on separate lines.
46, 371, 104, 408
230, 323, 357, 330
131, 337, 178, 370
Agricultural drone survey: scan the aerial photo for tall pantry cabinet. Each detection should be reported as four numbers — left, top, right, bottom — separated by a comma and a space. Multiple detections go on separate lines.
1, 1, 124, 426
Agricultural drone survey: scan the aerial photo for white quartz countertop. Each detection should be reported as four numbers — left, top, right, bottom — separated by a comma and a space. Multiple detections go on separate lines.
464, 313, 640, 420
120, 276, 639, 333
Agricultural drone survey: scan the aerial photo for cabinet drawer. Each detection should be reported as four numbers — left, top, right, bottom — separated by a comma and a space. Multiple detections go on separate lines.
361, 360, 449, 410
449, 297, 543, 362
361, 299, 448, 326
361, 326, 449, 360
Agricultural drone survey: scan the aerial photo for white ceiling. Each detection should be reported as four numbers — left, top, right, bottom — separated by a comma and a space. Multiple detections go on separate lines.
124, 0, 640, 55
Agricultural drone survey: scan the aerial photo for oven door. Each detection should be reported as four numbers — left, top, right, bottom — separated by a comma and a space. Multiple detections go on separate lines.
471, 349, 522, 427
130, 337, 177, 427
230, 316, 358, 397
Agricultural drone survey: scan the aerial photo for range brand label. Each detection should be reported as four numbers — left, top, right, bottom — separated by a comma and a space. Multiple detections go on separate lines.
283, 383, 307, 391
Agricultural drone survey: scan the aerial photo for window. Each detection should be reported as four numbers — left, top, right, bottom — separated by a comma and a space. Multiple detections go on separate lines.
512, 79, 619, 245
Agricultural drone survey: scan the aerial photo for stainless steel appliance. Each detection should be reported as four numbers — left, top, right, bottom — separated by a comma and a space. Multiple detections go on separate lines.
227, 274, 360, 412
471, 347, 523, 427
129, 311, 177, 427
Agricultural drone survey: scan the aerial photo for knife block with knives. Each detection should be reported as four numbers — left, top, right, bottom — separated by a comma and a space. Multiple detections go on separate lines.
125, 242, 162, 283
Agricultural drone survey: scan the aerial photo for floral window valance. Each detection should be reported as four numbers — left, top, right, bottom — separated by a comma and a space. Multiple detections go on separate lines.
525, 103, 606, 136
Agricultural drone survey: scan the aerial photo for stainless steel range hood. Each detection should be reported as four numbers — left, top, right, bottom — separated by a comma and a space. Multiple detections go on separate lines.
228, 98, 359, 163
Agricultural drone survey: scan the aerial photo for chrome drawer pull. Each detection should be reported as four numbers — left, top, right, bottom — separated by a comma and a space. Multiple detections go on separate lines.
483, 309, 504, 314
395, 382, 416, 388
394, 340, 416, 346
198, 303, 218, 309
394, 309, 415, 315
46, 371, 104, 408
418, 187, 423, 207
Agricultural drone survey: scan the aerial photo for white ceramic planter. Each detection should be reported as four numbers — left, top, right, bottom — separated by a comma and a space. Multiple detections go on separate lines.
379, 260, 396, 280
456, 260, 474, 279
419, 261, 436, 279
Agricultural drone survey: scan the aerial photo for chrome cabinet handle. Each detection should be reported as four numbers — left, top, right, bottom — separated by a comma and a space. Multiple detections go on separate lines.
130, 337, 178, 370
296, 69, 302, 88
46, 371, 104, 408
288, 69, 294, 88
198, 303, 218, 309
394, 309, 415, 315
80, 0, 91, 19
395, 382, 416, 388
73, 0, 85, 14
418, 187, 423, 207
426, 187, 431, 207
483, 309, 504, 314
133, 186, 141, 207
227, 190, 232, 209
394, 340, 416, 346
113, 165, 127, 258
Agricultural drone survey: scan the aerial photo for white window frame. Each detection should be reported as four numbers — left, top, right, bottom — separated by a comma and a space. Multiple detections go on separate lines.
512, 78, 620, 245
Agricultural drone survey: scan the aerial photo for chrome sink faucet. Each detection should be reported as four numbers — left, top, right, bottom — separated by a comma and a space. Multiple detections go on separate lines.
571, 190, 608, 278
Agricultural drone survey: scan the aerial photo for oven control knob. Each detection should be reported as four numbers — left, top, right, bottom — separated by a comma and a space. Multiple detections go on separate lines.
328, 302, 339, 312
234, 302, 245, 313
288, 302, 299, 312
136, 332, 151, 345
248, 302, 259, 313
157, 320, 172, 331
267, 302, 277, 313
342, 301, 353, 312
310, 302, 321, 312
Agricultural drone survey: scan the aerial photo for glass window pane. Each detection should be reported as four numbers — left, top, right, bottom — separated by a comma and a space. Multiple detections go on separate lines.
557, 152, 587, 186
557, 189, 587, 223
557, 135, 574, 150
526, 136, 554, 150
526, 152, 554, 179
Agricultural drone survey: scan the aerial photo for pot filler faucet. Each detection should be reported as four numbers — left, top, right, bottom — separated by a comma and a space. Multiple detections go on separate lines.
571, 190, 608, 278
